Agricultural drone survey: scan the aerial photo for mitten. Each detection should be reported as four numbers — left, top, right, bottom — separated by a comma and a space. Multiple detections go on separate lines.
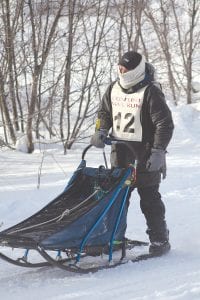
146, 148, 166, 173
90, 129, 108, 148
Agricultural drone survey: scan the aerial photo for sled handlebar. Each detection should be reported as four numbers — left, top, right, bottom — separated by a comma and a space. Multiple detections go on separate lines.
82, 137, 137, 161
82, 138, 118, 160
82, 144, 93, 160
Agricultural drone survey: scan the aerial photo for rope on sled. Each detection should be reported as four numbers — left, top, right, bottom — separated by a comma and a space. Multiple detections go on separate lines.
57, 190, 99, 221
7, 190, 99, 235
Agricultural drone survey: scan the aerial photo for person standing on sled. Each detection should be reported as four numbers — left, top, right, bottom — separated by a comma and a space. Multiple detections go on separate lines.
90, 51, 174, 256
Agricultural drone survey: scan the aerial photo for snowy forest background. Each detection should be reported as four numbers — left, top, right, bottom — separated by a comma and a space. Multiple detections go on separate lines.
0, 0, 200, 154
1, 2, 200, 299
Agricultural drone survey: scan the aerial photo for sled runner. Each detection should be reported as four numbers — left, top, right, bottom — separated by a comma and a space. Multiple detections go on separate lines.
0, 143, 155, 273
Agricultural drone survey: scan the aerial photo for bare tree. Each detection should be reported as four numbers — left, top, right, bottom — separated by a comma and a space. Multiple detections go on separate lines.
171, 0, 200, 104
0, 66, 16, 144
59, 0, 77, 144
144, 0, 178, 105
0, 0, 199, 153
26, 0, 65, 153
60, 0, 111, 152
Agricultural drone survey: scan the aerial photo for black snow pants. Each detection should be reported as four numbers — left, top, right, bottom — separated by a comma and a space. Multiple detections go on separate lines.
137, 184, 169, 243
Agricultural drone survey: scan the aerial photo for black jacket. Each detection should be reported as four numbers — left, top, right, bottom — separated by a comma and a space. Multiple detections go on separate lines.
97, 78, 174, 187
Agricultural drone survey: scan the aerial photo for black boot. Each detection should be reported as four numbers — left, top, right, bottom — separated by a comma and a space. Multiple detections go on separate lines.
147, 228, 170, 255
149, 240, 171, 256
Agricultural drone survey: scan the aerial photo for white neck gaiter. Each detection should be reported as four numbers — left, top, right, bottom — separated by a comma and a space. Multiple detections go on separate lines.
118, 55, 146, 89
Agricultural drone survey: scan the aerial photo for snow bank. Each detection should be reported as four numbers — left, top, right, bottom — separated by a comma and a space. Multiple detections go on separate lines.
0, 105, 200, 300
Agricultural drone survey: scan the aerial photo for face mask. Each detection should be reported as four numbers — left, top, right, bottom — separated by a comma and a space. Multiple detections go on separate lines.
118, 55, 146, 89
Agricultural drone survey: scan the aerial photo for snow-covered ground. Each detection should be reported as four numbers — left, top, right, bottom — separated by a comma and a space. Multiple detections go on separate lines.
0, 103, 200, 300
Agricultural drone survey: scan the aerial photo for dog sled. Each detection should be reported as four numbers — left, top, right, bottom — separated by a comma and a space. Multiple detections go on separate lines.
0, 143, 153, 274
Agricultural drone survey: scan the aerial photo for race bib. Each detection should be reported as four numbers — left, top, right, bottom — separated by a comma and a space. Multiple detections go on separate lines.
111, 83, 147, 142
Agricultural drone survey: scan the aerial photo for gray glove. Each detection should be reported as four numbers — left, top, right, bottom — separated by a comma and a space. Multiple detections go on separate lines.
146, 148, 166, 178
90, 129, 108, 148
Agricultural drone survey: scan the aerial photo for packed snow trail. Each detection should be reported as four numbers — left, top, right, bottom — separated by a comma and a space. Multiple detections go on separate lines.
0, 104, 200, 300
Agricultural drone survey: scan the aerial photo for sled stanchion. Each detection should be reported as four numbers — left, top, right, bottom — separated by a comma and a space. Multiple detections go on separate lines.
24, 249, 29, 260
56, 250, 62, 260
121, 239, 126, 260
108, 186, 130, 262
103, 149, 108, 169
